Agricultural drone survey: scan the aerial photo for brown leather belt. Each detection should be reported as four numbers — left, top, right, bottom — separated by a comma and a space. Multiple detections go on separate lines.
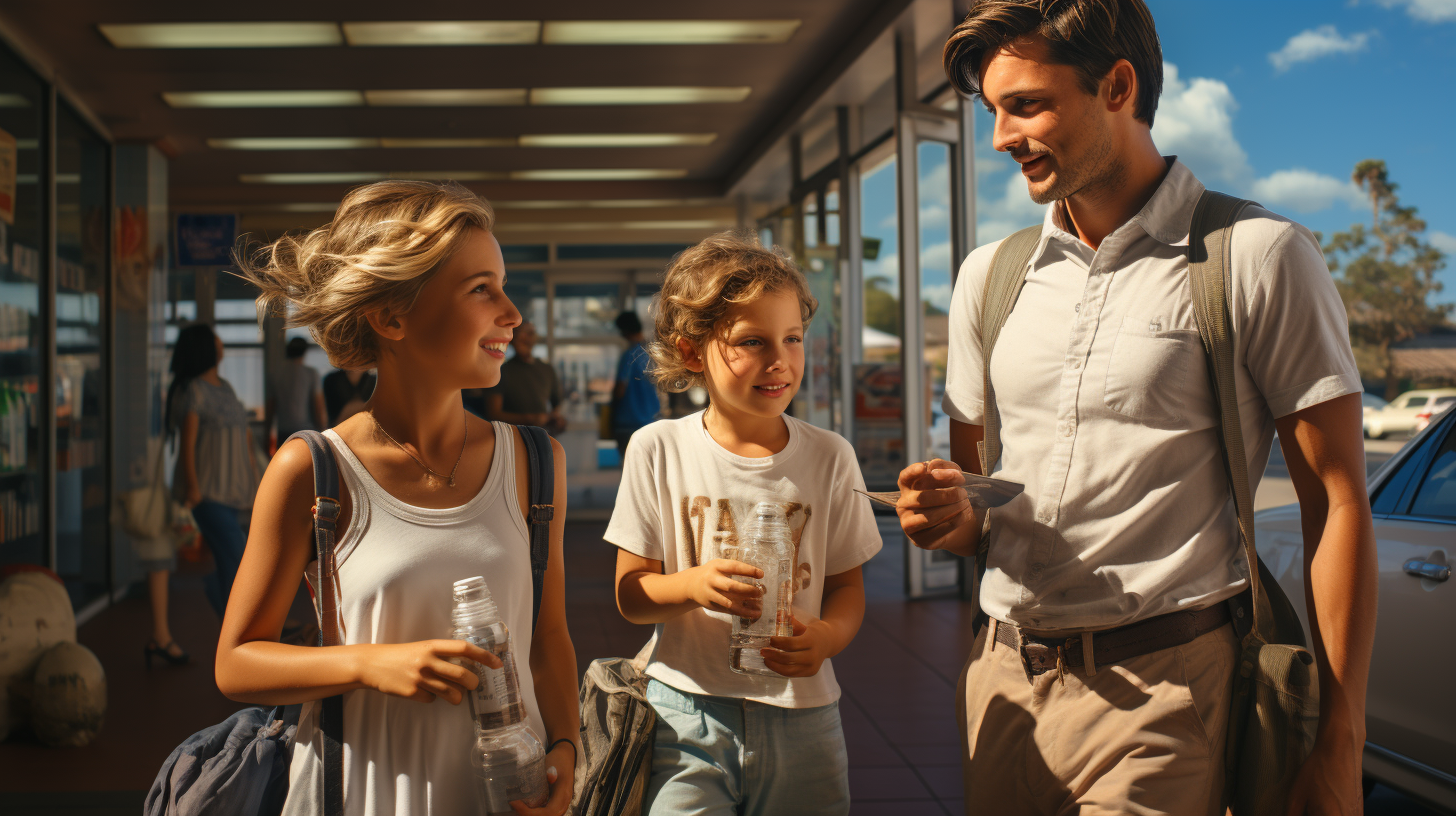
993, 603, 1230, 678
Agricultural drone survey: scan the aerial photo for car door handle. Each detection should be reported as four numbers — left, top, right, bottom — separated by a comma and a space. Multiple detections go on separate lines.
1403, 559, 1451, 582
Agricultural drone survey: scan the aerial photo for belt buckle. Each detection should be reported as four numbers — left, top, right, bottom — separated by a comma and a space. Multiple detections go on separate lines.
1018, 638, 1059, 679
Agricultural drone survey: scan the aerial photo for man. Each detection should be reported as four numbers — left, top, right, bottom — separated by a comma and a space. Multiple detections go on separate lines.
611, 311, 660, 458
322, 367, 375, 427
484, 321, 565, 432
267, 337, 325, 443
896, 2, 1375, 814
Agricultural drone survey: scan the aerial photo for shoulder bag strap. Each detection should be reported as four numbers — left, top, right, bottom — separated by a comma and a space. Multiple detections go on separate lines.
286, 430, 345, 816
1185, 190, 1269, 643
515, 425, 555, 633
979, 225, 1042, 479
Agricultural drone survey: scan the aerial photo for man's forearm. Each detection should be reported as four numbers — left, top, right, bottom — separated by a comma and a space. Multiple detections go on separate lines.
1304, 500, 1377, 749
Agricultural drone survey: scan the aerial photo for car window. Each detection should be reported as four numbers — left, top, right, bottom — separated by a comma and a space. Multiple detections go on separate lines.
1407, 426, 1456, 519
1371, 423, 1447, 514
1436, 396, 1456, 406
1406, 396, 1429, 408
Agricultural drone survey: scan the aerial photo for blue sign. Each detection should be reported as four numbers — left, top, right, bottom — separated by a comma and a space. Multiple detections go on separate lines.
175, 213, 238, 266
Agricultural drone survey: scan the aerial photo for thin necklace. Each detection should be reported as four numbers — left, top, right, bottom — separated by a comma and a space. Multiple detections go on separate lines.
368, 409, 468, 488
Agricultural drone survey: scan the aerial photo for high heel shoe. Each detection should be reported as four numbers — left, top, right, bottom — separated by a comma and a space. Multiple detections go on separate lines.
145, 639, 191, 668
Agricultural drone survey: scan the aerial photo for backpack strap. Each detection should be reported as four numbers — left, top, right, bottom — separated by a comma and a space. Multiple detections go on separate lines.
286, 430, 345, 816
1186, 191, 1289, 646
515, 425, 555, 633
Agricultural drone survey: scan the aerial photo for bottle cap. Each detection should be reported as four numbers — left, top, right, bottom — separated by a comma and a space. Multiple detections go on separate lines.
753, 501, 783, 518
452, 576, 499, 624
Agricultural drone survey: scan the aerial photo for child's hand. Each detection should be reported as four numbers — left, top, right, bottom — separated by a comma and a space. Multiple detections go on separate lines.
357, 640, 501, 705
683, 559, 765, 618
761, 614, 833, 678
509, 741, 576, 816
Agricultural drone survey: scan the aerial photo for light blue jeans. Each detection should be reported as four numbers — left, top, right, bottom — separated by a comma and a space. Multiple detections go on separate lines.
644, 679, 850, 816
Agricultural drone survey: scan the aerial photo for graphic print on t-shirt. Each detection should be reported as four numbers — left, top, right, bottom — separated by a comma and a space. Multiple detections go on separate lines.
680, 497, 814, 594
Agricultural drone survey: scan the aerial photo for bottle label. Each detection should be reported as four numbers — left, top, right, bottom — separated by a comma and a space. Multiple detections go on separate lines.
466, 649, 526, 729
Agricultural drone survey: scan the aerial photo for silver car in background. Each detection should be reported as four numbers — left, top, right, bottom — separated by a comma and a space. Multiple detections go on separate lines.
1256, 404, 1456, 812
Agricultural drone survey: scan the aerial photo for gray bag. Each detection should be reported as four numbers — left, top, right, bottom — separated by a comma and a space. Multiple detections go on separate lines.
571, 647, 655, 816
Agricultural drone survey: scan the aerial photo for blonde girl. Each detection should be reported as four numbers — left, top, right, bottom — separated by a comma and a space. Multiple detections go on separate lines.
215, 181, 578, 816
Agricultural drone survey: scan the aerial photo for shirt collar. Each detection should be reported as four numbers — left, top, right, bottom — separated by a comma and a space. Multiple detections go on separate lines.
1039, 157, 1205, 251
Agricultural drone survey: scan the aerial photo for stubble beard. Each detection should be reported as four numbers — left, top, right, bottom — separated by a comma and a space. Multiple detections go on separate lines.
1025, 120, 1119, 206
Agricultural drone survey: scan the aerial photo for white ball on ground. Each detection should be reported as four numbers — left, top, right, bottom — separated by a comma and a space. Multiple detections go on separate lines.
30, 641, 106, 748
0, 571, 76, 739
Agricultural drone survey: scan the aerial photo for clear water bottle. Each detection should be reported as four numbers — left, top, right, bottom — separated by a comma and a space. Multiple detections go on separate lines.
450, 577, 547, 812
725, 502, 795, 676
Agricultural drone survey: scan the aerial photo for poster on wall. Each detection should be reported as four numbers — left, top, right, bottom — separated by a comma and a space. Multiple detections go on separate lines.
175, 213, 237, 266
0, 126, 16, 225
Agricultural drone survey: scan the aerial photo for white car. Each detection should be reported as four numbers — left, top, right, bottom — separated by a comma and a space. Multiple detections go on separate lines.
1364, 388, 1456, 438
1256, 403, 1455, 811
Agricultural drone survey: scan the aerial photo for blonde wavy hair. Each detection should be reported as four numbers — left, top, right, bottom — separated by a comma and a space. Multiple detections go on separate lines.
650, 231, 817, 393
238, 180, 495, 370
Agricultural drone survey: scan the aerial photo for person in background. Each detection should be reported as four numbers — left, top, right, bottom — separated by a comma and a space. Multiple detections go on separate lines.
267, 337, 325, 443
485, 321, 565, 433
167, 323, 263, 620
322, 366, 376, 427
610, 311, 660, 457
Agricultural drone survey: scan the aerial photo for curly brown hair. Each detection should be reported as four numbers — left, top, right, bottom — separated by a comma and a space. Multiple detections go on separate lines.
237, 180, 495, 370
649, 231, 817, 393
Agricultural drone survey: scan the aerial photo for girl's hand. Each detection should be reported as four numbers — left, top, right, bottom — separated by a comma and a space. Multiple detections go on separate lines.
762, 614, 833, 678
510, 741, 577, 816
683, 559, 765, 618
357, 640, 501, 705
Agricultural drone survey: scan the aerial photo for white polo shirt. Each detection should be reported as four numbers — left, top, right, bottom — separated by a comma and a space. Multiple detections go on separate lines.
942, 159, 1360, 632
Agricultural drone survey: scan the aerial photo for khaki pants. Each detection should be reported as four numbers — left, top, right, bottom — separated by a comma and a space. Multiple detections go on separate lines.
958, 620, 1238, 816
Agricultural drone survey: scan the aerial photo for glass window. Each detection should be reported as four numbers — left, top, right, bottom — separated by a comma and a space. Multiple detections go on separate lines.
556, 244, 687, 261
853, 153, 904, 489
54, 100, 109, 607
0, 45, 45, 572
553, 281, 623, 339
1407, 396, 1428, 408
1371, 427, 1442, 515
919, 141, 954, 463
795, 181, 841, 432
1407, 425, 1456, 519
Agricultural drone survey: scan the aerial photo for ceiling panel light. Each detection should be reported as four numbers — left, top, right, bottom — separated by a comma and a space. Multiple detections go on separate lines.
494, 198, 722, 209
520, 133, 716, 148
100, 22, 343, 49
165, 90, 364, 108
208, 137, 380, 150
498, 220, 733, 232
509, 169, 688, 181
542, 20, 800, 45
241, 172, 386, 184
529, 87, 750, 106
365, 89, 526, 106
343, 21, 540, 46
387, 171, 508, 181
378, 137, 517, 148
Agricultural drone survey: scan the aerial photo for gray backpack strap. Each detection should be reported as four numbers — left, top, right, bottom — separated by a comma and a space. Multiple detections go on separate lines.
979, 225, 1042, 477
1185, 191, 1264, 629
971, 225, 1040, 626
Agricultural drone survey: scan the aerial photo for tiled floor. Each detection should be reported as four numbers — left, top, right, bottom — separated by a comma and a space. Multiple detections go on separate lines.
1, 515, 1438, 816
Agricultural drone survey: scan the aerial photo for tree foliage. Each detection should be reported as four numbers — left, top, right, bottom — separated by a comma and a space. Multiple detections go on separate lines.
1323, 159, 1450, 398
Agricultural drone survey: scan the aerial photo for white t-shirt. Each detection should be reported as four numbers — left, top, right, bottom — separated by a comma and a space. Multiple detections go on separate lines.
605, 411, 882, 708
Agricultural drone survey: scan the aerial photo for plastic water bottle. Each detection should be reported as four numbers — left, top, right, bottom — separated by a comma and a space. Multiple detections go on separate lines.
725, 502, 795, 676
450, 576, 547, 813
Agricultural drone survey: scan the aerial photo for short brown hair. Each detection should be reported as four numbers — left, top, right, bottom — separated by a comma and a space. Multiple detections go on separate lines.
239, 180, 494, 370
944, 0, 1163, 126
649, 232, 817, 393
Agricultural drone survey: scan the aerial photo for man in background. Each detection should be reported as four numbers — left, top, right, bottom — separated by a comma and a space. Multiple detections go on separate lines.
485, 321, 565, 432
267, 337, 324, 443
611, 311, 659, 457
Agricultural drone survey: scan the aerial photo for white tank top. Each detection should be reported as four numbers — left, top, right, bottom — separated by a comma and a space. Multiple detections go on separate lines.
282, 422, 547, 816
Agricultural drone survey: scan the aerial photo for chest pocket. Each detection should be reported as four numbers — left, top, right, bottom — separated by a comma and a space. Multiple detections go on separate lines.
1103, 314, 1201, 428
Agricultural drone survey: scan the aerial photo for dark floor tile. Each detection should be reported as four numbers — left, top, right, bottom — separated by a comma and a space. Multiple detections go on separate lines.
939, 799, 966, 816
917, 765, 965, 799
849, 766, 934, 801
898, 743, 964, 767
850, 801, 946, 816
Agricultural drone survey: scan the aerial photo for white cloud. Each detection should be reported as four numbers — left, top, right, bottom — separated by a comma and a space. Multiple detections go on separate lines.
1430, 230, 1456, 256
1268, 25, 1374, 72
1150, 63, 1250, 185
1250, 169, 1367, 213
1378, 0, 1456, 22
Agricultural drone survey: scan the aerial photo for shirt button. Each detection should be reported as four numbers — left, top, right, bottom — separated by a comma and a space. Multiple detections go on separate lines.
1074, 303, 1082, 312
1070, 359, 1081, 370
1062, 424, 1074, 438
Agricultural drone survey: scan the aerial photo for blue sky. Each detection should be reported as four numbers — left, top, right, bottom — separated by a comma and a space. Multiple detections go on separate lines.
965, 0, 1456, 302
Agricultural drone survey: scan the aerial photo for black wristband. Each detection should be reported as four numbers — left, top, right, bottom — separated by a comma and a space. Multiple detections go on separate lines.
548, 738, 577, 762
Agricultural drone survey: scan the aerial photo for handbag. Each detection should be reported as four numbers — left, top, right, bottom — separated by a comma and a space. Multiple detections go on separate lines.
121, 441, 198, 560
572, 642, 656, 816
145, 425, 556, 816
1185, 192, 1320, 814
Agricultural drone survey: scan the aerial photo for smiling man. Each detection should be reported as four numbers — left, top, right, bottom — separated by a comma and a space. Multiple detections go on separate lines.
894, 1, 1377, 814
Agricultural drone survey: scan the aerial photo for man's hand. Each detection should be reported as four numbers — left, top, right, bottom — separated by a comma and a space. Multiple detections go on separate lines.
762, 614, 834, 678
896, 459, 979, 556
1284, 734, 1364, 816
